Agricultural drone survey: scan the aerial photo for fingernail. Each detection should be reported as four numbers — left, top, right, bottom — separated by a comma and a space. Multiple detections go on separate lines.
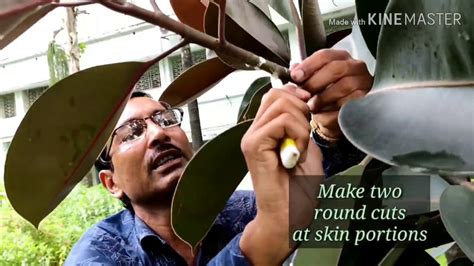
289, 62, 300, 70
292, 69, 305, 82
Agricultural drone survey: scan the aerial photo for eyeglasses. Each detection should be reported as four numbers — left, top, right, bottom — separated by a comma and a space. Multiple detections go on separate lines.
105, 108, 184, 158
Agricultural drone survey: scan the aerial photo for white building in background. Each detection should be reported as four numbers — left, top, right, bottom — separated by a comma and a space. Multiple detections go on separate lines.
0, 1, 356, 182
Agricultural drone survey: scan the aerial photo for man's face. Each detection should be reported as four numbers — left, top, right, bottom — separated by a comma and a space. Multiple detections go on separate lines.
105, 97, 193, 206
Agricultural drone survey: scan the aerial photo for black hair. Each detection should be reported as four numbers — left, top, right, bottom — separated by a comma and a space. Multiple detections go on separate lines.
95, 91, 168, 210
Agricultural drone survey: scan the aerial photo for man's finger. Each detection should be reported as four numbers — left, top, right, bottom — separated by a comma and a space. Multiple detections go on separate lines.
290, 49, 351, 83
280, 85, 312, 101
301, 60, 369, 95
308, 74, 371, 112
254, 96, 310, 131
255, 87, 310, 121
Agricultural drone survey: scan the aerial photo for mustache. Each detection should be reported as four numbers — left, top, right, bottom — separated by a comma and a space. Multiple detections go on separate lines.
147, 142, 183, 172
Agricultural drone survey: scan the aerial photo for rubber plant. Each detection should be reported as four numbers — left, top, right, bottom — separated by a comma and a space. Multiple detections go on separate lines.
1, 0, 472, 263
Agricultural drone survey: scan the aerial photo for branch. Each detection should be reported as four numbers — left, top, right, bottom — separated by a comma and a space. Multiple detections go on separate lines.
52, 0, 95, 7
52, 27, 63, 39
148, 39, 189, 66
0, 0, 50, 17
97, 0, 291, 81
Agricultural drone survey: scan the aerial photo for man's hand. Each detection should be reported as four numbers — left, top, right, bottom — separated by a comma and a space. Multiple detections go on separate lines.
291, 49, 373, 140
239, 86, 324, 265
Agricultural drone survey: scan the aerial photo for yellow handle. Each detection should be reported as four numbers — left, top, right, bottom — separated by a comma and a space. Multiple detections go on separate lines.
280, 138, 300, 169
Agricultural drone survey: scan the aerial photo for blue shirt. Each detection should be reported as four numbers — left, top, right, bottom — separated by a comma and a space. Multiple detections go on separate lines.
66, 135, 364, 265
65, 191, 257, 265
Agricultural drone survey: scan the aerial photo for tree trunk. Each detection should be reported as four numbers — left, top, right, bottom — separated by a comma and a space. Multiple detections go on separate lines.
66, 7, 97, 186
66, 7, 81, 73
181, 45, 204, 150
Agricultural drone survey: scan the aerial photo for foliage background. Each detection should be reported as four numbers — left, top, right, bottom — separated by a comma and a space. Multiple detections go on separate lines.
0, 183, 122, 264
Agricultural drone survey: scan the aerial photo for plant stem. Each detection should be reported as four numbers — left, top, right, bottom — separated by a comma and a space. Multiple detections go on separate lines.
97, 0, 291, 81
52, 1, 96, 8
359, 155, 373, 167
215, 0, 227, 45
148, 39, 189, 66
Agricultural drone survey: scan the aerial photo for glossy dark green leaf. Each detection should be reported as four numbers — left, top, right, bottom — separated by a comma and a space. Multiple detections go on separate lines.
170, 0, 207, 32
340, 0, 474, 175
440, 186, 474, 261
301, 0, 326, 57
159, 57, 234, 107
0, 1, 54, 49
241, 79, 272, 121
237, 76, 271, 122
337, 159, 395, 266
204, 1, 290, 68
354, 0, 389, 58
381, 166, 449, 215
293, 165, 365, 265
4, 62, 149, 227
325, 28, 352, 49
329, 25, 375, 75
247, 0, 271, 21
172, 120, 252, 248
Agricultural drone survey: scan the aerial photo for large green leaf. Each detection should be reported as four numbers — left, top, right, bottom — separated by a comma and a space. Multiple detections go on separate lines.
439, 186, 474, 261
4, 62, 149, 227
204, 1, 290, 68
172, 120, 252, 248
159, 57, 234, 107
337, 159, 395, 266
237, 76, 271, 122
381, 167, 449, 215
340, 0, 474, 175
0, 1, 54, 49
240, 78, 272, 122
354, 0, 390, 58
301, 0, 326, 57
170, 0, 207, 32
293, 165, 365, 265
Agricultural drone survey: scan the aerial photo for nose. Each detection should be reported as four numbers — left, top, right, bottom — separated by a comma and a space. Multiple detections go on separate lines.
146, 120, 170, 149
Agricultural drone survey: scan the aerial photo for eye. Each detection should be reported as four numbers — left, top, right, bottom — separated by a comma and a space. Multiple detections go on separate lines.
122, 120, 145, 142
160, 110, 178, 127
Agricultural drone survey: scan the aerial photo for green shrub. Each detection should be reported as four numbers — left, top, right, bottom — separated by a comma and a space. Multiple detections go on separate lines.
0, 183, 122, 265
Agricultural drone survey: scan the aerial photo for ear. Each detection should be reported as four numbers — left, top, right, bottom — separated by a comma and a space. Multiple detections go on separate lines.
99, 170, 124, 200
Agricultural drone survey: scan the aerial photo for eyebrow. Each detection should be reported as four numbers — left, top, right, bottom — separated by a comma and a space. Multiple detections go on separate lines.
116, 108, 166, 129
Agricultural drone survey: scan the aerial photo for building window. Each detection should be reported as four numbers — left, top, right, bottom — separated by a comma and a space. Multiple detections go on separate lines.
134, 62, 161, 91
0, 93, 16, 118
170, 49, 206, 79
26, 87, 47, 109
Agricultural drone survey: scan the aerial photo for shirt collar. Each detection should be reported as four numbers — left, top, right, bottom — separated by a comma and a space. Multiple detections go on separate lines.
133, 213, 167, 250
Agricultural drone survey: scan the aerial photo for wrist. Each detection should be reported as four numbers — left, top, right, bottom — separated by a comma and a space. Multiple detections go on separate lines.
240, 215, 290, 265
310, 119, 340, 143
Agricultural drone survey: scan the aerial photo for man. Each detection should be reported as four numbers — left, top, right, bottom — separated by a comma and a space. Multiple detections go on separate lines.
65, 49, 372, 265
